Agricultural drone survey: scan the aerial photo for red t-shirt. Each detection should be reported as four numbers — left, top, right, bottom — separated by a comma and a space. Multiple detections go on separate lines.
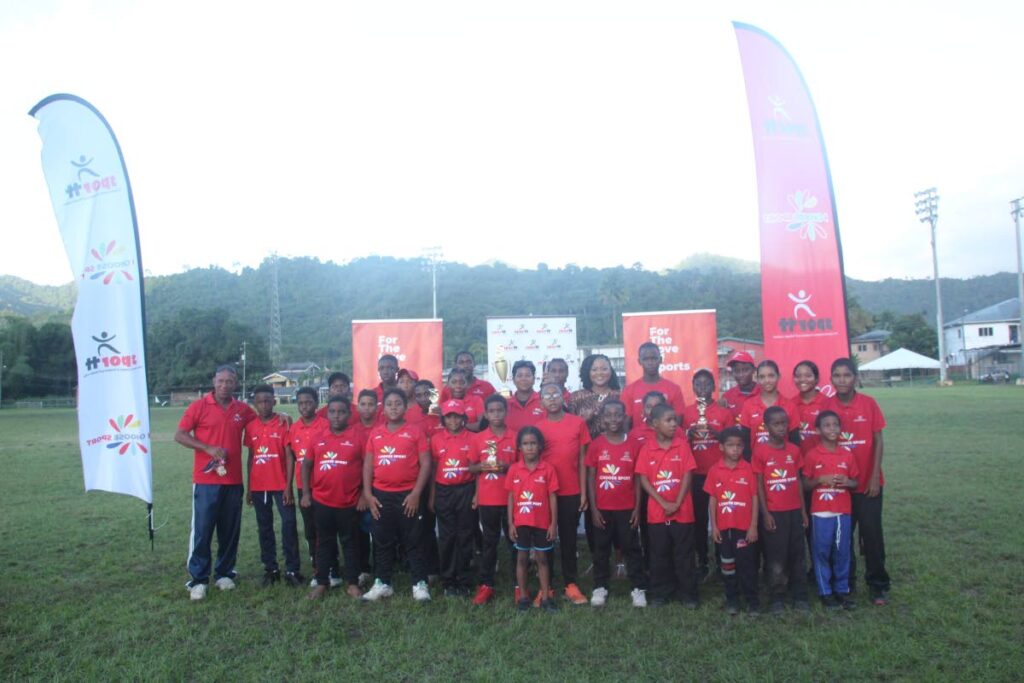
310, 427, 364, 508
635, 436, 697, 524
704, 459, 758, 532
506, 460, 560, 529
506, 392, 545, 434
739, 394, 800, 446
751, 441, 804, 512
620, 377, 686, 427
628, 423, 656, 447
287, 416, 328, 490
681, 402, 734, 474
405, 404, 442, 436
802, 444, 860, 515
178, 393, 256, 485
793, 391, 829, 455
430, 429, 475, 486
367, 422, 428, 492
722, 384, 760, 421
825, 393, 886, 494
585, 435, 639, 511
440, 377, 497, 402
471, 427, 518, 506
245, 414, 290, 492
538, 412, 592, 496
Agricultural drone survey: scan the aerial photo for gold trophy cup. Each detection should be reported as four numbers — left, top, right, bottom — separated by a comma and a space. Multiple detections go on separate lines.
484, 440, 499, 471
493, 353, 511, 397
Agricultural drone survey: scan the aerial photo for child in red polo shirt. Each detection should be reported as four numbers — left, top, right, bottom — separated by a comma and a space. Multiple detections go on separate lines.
803, 410, 859, 610
705, 426, 759, 615
636, 404, 699, 608
537, 382, 592, 605
469, 395, 518, 605
302, 397, 365, 600
361, 388, 433, 602
585, 399, 647, 608
245, 385, 301, 587
287, 387, 328, 580
752, 406, 809, 613
410, 379, 442, 436
446, 368, 485, 432
739, 360, 800, 457
721, 351, 760, 421
620, 342, 687, 428
507, 426, 559, 612
429, 400, 478, 597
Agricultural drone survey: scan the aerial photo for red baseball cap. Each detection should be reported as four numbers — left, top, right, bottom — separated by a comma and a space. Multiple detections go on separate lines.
726, 351, 755, 366
441, 399, 467, 416
397, 368, 419, 382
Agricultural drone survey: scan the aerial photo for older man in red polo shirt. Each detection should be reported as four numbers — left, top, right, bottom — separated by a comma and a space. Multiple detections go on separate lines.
175, 364, 256, 601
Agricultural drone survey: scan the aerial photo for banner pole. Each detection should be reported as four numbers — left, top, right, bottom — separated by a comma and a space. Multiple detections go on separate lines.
147, 503, 154, 550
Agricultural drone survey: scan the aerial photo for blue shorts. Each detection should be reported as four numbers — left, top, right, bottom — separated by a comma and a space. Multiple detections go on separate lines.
514, 525, 554, 552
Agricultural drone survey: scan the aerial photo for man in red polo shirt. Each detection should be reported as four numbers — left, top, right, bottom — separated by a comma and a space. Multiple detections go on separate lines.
440, 351, 497, 402
620, 342, 686, 428
175, 364, 256, 601
721, 352, 760, 421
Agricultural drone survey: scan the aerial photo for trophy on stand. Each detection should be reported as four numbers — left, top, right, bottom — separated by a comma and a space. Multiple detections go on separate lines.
483, 440, 499, 471
202, 456, 228, 477
428, 387, 441, 416
695, 397, 710, 439
493, 352, 511, 397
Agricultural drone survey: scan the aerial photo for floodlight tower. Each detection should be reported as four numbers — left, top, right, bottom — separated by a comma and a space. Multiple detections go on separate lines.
914, 188, 947, 383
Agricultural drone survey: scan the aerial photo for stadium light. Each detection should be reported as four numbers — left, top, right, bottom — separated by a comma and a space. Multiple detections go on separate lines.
914, 187, 948, 383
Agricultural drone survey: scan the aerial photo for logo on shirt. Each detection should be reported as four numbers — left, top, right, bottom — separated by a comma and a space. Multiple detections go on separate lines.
85, 413, 150, 455
818, 488, 836, 502
599, 464, 621, 490
768, 469, 790, 491
320, 451, 340, 471
377, 445, 398, 466
654, 470, 677, 493
442, 458, 463, 479
518, 490, 539, 515
720, 490, 740, 513
254, 446, 277, 465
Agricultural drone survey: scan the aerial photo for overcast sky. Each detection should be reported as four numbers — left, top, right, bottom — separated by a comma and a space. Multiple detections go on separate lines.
1, 1, 1022, 286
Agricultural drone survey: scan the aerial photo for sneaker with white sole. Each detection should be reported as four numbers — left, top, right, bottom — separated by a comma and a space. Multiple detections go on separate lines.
329, 576, 344, 588
412, 580, 431, 602
361, 579, 394, 602
215, 576, 236, 591
189, 583, 207, 601
631, 588, 647, 608
590, 587, 609, 607
358, 572, 372, 588
309, 577, 318, 588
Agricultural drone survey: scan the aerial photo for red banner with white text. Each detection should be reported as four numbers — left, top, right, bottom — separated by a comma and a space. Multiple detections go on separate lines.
622, 310, 717, 404
734, 23, 850, 395
352, 319, 443, 394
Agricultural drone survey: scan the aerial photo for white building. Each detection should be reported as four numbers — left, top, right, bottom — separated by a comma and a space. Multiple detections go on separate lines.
943, 298, 1021, 378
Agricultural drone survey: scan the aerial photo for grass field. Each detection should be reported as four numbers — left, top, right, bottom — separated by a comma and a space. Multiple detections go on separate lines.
2, 385, 1023, 682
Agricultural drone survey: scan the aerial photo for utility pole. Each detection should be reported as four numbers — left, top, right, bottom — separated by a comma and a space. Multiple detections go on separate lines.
240, 341, 247, 398
1012, 197, 1024, 382
423, 247, 442, 319
269, 254, 282, 368
914, 187, 948, 383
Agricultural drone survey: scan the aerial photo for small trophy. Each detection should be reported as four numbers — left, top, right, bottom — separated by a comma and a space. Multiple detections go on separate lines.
202, 457, 228, 477
493, 353, 511, 397
484, 440, 499, 471
429, 388, 441, 416
695, 397, 709, 438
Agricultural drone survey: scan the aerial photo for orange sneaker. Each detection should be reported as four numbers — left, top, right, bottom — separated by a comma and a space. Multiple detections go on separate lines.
472, 585, 495, 606
533, 588, 554, 608
564, 583, 588, 605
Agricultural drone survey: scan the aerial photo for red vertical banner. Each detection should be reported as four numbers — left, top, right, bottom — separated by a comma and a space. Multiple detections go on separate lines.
351, 319, 443, 393
734, 23, 850, 395
621, 310, 718, 404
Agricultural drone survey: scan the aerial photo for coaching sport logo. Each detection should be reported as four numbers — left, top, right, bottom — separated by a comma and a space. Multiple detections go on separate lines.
86, 413, 149, 455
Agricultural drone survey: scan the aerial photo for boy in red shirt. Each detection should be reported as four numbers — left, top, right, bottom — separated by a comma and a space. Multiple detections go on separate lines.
287, 387, 328, 579
803, 410, 859, 610
361, 389, 433, 602
628, 391, 665, 445
445, 368, 485, 432
245, 385, 301, 587
721, 351, 760, 420
705, 426, 760, 615
302, 397, 365, 600
537, 382, 592, 605
682, 370, 734, 581
469, 395, 518, 605
585, 399, 647, 608
620, 342, 686, 428
506, 360, 545, 434
636, 404, 699, 608
429, 400, 478, 597
752, 406, 810, 613
507, 426, 559, 612
826, 357, 890, 606
315, 372, 354, 420
409, 379, 442, 436
440, 350, 497, 402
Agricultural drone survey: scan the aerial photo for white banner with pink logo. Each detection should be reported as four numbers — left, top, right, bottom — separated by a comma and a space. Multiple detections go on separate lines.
31, 94, 153, 504
486, 316, 580, 393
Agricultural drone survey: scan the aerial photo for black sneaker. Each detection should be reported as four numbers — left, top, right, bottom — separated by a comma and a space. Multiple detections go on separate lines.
262, 570, 280, 587
540, 598, 559, 613
770, 601, 785, 615
516, 598, 532, 612
726, 600, 740, 616
837, 593, 856, 610
820, 594, 841, 611
284, 572, 304, 587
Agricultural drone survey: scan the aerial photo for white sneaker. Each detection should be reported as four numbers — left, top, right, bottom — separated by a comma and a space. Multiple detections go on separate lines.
361, 579, 394, 602
309, 577, 319, 588
329, 576, 344, 588
631, 588, 647, 608
412, 580, 431, 602
591, 587, 609, 607
188, 583, 207, 601
358, 572, 372, 588
215, 577, 236, 591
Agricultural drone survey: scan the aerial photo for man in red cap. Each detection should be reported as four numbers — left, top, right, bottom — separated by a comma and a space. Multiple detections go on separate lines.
720, 351, 760, 421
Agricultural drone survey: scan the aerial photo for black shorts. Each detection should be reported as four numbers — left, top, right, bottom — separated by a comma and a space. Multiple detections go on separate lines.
514, 525, 554, 552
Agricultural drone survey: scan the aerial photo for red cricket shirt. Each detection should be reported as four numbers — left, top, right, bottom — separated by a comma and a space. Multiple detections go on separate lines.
538, 412, 592, 496
506, 460, 560, 529
585, 435, 639, 511
704, 459, 758, 532
310, 427, 364, 508
471, 427, 518, 506
722, 384, 760, 421
506, 392, 545, 434
620, 378, 686, 427
793, 391, 829, 455
825, 392, 886, 494
802, 444, 860, 515
635, 436, 697, 524
751, 441, 804, 512
405, 404, 442, 436
628, 423, 656, 446
681, 402, 734, 474
367, 421, 429, 492
739, 394, 800, 446
178, 393, 256, 485
440, 377, 497, 402
245, 414, 290, 492
288, 415, 328, 490
430, 429, 475, 486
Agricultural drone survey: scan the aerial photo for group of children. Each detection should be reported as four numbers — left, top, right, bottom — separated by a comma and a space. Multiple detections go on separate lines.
236, 346, 890, 614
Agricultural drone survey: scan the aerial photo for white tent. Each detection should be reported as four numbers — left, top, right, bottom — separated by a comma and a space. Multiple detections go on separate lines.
860, 348, 940, 371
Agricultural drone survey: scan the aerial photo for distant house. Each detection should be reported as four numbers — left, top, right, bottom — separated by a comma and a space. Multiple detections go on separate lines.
717, 337, 764, 389
262, 362, 325, 401
943, 298, 1021, 379
850, 330, 892, 364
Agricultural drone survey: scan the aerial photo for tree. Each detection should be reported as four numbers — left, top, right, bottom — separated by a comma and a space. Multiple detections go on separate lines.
887, 313, 938, 358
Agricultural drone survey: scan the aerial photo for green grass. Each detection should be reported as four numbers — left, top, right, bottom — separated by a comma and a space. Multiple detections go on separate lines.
2, 385, 1023, 681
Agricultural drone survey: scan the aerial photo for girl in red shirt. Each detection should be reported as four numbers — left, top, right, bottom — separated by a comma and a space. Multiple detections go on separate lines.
739, 360, 799, 457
